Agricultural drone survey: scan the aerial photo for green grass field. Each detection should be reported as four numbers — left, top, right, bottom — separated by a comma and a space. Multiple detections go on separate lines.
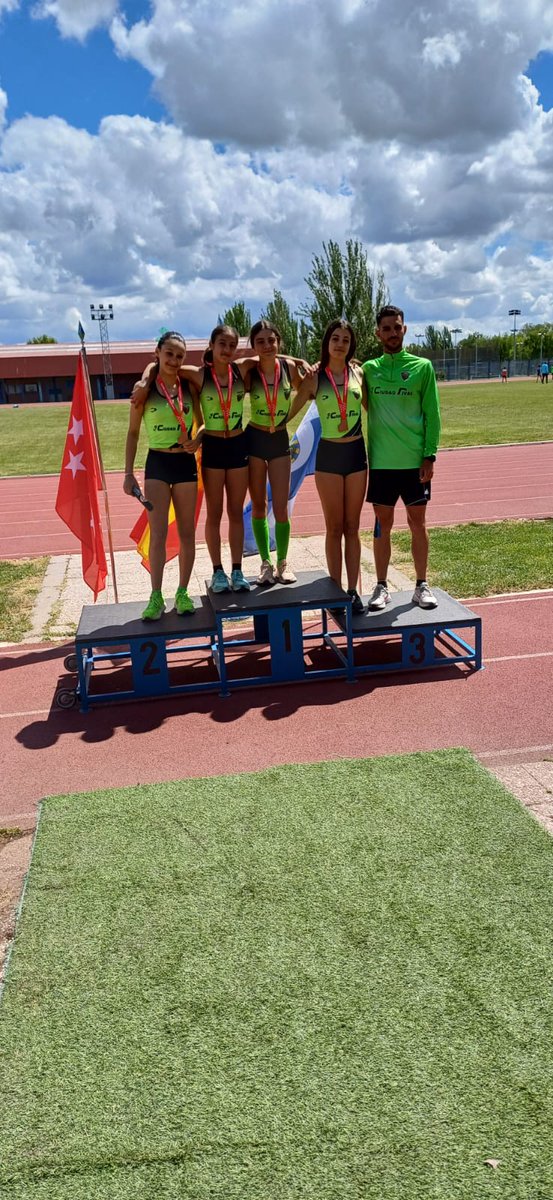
0, 558, 48, 641
365, 518, 553, 598
0, 378, 551, 476
1, 751, 552, 1199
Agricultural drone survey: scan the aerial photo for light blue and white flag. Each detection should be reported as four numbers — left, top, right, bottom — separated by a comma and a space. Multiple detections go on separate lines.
243, 401, 322, 555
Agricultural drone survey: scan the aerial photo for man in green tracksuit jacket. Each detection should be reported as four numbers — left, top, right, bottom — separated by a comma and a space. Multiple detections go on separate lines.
362, 305, 441, 612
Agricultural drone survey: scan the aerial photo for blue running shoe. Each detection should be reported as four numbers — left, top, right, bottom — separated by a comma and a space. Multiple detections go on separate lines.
210, 568, 231, 593
231, 567, 251, 592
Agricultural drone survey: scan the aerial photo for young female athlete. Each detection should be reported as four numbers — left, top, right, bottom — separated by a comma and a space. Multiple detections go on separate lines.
132, 325, 254, 592
289, 319, 367, 613
196, 325, 251, 592
124, 331, 203, 621
245, 319, 306, 585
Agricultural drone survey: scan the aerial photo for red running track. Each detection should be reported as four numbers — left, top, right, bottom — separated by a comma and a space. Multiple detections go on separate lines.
0, 442, 552, 559
1, 591, 552, 829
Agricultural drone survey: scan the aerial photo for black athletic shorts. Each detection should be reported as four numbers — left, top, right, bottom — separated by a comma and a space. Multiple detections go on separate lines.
315, 436, 367, 477
145, 448, 197, 485
367, 468, 431, 507
201, 430, 248, 471
246, 423, 290, 462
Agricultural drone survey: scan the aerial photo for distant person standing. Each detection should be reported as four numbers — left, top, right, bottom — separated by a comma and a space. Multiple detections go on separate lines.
501, 367, 508, 382
536, 363, 541, 382
362, 305, 441, 611
541, 361, 550, 384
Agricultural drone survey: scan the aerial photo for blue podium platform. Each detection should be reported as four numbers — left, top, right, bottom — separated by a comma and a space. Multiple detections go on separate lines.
329, 587, 482, 676
206, 569, 354, 697
66, 575, 481, 711
71, 571, 354, 710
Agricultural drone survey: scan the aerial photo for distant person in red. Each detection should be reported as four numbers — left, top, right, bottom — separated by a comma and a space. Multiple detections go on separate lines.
501, 367, 508, 382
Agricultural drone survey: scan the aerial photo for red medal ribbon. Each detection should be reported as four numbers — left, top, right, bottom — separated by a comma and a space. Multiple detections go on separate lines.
258, 358, 281, 433
325, 366, 349, 432
156, 376, 190, 441
210, 365, 233, 437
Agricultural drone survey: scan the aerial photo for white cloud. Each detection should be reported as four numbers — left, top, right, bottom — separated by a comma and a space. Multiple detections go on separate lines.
32, 0, 118, 40
0, 112, 351, 341
422, 32, 468, 68
109, 0, 553, 151
2, 1, 553, 342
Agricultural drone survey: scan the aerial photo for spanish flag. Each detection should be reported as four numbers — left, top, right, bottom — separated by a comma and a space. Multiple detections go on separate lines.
129, 454, 204, 573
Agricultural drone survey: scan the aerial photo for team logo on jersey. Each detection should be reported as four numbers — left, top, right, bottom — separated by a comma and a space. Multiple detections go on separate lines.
401, 371, 410, 380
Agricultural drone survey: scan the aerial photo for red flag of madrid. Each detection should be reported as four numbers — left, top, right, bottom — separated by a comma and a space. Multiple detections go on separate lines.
55, 354, 107, 599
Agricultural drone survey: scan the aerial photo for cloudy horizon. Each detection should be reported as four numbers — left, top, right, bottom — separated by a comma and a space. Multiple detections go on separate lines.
0, 0, 552, 346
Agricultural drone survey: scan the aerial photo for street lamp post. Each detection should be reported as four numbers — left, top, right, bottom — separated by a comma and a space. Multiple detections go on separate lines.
415, 333, 424, 355
508, 309, 521, 378
90, 303, 115, 399
451, 328, 461, 380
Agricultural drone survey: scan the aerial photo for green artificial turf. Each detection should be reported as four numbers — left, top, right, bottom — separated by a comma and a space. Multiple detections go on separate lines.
1, 378, 552, 476
382, 518, 553, 597
1, 750, 553, 1199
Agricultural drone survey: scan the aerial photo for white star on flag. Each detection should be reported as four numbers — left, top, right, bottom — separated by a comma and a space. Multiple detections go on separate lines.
68, 417, 83, 444
65, 450, 86, 478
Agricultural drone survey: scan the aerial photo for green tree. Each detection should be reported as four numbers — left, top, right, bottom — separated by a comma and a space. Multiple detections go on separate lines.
261, 290, 301, 356
490, 333, 513, 363
517, 323, 553, 360
26, 334, 58, 344
424, 325, 452, 352
217, 302, 251, 337
299, 239, 389, 361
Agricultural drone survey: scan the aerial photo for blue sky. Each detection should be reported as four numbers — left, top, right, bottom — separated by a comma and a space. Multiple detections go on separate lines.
0, 1, 552, 344
0, 2, 165, 130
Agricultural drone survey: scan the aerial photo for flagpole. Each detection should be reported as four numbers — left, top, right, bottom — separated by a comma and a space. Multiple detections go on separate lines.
79, 325, 119, 603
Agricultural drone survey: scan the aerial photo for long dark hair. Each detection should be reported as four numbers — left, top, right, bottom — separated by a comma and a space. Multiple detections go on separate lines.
152, 330, 186, 377
320, 319, 356, 369
203, 324, 239, 365
249, 319, 281, 349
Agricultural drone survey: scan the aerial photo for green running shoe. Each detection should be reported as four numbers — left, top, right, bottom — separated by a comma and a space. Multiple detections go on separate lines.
142, 590, 165, 621
175, 586, 195, 615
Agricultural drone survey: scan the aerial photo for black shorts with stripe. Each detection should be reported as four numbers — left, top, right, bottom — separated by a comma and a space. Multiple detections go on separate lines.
367, 468, 431, 507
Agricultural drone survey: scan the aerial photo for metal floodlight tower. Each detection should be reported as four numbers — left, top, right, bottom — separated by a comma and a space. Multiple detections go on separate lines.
451, 328, 462, 379
90, 303, 115, 399
508, 309, 521, 378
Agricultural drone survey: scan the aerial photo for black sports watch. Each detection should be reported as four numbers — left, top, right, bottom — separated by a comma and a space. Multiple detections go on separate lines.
424, 455, 436, 462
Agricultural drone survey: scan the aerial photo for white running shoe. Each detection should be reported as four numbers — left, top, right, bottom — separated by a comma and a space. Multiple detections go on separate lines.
275, 560, 297, 584
412, 582, 438, 609
257, 560, 275, 586
368, 583, 391, 612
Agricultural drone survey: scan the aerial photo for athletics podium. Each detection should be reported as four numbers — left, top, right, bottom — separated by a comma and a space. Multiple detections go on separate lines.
63, 572, 482, 711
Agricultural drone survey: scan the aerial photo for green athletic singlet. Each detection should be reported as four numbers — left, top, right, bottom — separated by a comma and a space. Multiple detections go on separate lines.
199, 364, 245, 432
362, 350, 441, 468
142, 381, 195, 449
248, 357, 292, 427
315, 367, 363, 438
